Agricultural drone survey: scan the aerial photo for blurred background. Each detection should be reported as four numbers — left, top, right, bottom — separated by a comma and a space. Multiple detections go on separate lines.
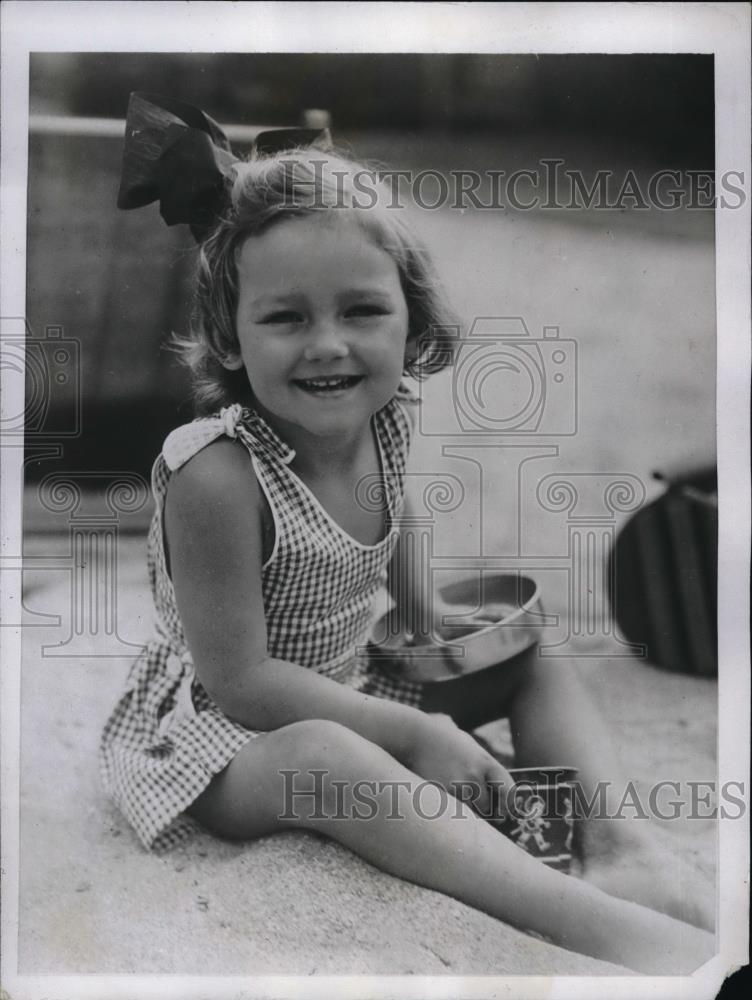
24, 52, 715, 484
17, 55, 720, 968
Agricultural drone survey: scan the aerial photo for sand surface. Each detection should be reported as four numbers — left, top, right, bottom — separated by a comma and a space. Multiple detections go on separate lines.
17, 534, 716, 978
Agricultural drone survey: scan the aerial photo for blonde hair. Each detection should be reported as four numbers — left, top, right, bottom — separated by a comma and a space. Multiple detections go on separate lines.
174, 148, 457, 414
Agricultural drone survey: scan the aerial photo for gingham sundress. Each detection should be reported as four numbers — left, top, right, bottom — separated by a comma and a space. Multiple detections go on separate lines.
99, 387, 423, 851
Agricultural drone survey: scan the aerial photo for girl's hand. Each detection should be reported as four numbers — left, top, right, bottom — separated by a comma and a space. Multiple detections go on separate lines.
404, 712, 513, 821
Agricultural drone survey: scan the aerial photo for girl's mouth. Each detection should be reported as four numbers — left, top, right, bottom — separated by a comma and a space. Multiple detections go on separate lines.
293, 375, 364, 395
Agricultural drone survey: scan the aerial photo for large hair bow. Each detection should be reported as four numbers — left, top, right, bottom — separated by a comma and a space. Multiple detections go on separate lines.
117, 91, 331, 241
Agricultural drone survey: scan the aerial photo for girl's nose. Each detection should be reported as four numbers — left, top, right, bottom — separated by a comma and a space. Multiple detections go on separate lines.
303, 323, 349, 362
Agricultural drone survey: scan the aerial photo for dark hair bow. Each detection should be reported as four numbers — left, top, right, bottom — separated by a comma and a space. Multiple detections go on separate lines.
117, 91, 331, 241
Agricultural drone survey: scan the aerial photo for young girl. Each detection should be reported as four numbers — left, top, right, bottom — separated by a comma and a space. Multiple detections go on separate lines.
102, 93, 713, 974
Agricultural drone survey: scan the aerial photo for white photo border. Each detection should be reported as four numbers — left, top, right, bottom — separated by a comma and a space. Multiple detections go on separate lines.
1, 2, 749, 998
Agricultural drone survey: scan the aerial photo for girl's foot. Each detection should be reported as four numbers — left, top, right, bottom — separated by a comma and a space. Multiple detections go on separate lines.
577, 820, 716, 932
589, 891, 715, 975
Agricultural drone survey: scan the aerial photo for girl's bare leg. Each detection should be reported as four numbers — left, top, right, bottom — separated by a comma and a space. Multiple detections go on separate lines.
422, 653, 715, 930
188, 719, 714, 974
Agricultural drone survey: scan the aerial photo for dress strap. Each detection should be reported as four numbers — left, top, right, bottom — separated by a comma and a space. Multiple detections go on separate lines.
162, 404, 245, 471
161, 403, 297, 473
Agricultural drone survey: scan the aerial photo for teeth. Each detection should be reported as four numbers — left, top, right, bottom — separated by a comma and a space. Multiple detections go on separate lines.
299, 376, 355, 388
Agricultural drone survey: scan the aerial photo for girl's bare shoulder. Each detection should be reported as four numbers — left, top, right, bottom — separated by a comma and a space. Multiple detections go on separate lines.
165, 437, 263, 534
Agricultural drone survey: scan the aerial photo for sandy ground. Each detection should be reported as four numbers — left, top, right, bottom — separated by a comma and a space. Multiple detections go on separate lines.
19, 533, 716, 976
13, 149, 718, 980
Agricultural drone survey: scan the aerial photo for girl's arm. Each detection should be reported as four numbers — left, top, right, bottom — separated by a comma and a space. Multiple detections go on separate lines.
165, 438, 427, 762
166, 439, 511, 812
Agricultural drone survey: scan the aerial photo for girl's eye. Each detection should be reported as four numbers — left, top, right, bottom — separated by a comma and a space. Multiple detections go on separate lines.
260, 310, 304, 325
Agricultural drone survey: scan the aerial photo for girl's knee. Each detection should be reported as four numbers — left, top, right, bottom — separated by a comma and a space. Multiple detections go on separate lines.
527, 656, 583, 687
190, 720, 394, 840
187, 720, 368, 839
265, 719, 390, 827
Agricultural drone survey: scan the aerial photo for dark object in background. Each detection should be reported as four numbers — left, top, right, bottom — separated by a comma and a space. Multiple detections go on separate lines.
609, 465, 718, 676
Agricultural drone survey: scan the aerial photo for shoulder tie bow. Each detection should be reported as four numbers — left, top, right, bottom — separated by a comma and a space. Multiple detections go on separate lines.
161, 405, 296, 472
117, 91, 332, 241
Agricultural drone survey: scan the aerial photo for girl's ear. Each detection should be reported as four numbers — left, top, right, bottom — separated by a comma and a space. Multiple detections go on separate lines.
221, 353, 245, 371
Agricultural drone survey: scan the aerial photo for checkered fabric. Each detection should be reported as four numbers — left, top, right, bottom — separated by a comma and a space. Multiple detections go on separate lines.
99, 386, 423, 851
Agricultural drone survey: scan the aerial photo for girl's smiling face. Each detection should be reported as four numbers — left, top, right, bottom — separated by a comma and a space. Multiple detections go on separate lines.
226, 213, 411, 446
